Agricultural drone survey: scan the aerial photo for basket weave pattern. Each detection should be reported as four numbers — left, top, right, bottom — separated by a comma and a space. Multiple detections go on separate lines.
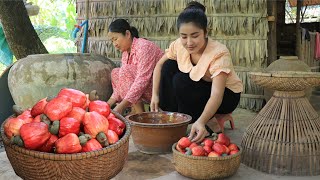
0, 112, 131, 180
250, 72, 320, 91
172, 143, 241, 180
242, 72, 320, 175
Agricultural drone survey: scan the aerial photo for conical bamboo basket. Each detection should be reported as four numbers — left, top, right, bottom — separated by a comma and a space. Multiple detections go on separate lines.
241, 71, 320, 175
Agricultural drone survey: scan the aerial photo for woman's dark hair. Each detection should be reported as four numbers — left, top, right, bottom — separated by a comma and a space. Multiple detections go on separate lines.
108, 19, 139, 38
184, 1, 206, 12
177, 1, 207, 32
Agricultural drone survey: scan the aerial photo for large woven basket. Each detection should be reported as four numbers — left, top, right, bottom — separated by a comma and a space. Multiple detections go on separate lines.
249, 71, 320, 91
0, 111, 131, 180
172, 143, 242, 180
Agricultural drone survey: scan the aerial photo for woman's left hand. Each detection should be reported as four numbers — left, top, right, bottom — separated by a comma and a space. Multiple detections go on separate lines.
188, 120, 208, 143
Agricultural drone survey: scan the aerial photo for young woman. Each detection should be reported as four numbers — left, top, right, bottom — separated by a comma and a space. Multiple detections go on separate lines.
150, 2, 243, 143
107, 19, 164, 115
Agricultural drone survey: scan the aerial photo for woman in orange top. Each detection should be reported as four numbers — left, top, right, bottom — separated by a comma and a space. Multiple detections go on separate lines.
151, 2, 243, 143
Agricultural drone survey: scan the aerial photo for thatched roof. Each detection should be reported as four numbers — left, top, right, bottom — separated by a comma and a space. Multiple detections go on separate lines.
289, 0, 320, 7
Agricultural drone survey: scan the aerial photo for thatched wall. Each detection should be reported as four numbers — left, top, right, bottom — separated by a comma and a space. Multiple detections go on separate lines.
75, 0, 268, 111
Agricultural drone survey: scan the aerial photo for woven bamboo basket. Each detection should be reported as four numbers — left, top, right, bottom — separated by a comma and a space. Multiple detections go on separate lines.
249, 71, 320, 91
241, 71, 320, 175
0, 111, 131, 180
172, 143, 242, 180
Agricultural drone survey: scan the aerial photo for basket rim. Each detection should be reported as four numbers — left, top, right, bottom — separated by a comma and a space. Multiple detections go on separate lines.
249, 71, 320, 78
0, 110, 131, 161
172, 142, 242, 161
126, 111, 192, 128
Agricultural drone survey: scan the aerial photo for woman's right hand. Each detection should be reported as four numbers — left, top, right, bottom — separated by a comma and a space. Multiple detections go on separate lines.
150, 95, 160, 112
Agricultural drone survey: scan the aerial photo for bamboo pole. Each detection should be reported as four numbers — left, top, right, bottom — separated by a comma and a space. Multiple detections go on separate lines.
267, 0, 277, 66
296, 0, 302, 58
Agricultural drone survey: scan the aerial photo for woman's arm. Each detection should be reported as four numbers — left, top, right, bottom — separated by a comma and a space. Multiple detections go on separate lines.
113, 99, 131, 114
188, 72, 227, 142
150, 54, 169, 112
107, 98, 117, 108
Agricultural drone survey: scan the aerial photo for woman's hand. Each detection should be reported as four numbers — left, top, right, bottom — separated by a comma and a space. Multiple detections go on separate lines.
113, 100, 130, 115
150, 95, 160, 112
188, 120, 208, 143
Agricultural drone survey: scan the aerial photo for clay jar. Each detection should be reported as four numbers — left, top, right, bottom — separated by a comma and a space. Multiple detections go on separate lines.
8, 53, 115, 109
264, 56, 311, 102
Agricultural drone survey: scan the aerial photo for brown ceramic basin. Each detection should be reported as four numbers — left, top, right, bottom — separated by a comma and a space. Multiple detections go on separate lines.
127, 112, 192, 154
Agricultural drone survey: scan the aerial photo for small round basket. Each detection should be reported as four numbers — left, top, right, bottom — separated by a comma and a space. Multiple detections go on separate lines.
172, 143, 242, 180
0, 111, 131, 180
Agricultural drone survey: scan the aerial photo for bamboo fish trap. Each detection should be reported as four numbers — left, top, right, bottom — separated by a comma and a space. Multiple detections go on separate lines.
241, 71, 320, 175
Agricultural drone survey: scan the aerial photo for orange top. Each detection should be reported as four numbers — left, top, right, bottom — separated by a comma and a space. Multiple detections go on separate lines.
166, 38, 243, 93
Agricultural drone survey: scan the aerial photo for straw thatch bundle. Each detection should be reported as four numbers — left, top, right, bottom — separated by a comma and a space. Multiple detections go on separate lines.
75, 0, 268, 111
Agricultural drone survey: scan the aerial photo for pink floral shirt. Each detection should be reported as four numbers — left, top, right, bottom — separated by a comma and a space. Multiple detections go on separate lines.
110, 38, 164, 104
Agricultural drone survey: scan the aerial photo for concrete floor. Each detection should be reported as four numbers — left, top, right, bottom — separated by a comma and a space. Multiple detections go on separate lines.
1, 105, 320, 180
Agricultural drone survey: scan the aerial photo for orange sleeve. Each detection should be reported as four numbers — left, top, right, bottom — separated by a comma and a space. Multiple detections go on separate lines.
165, 40, 178, 60
209, 53, 232, 78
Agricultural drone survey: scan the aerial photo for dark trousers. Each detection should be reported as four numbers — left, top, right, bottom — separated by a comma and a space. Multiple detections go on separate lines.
159, 60, 240, 122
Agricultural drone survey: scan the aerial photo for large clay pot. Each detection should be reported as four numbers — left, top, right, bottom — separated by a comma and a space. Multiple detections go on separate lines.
127, 112, 192, 154
264, 56, 311, 102
8, 53, 115, 109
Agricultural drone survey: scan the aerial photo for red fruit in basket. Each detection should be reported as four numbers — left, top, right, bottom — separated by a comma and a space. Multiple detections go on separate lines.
58, 117, 81, 137
189, 142, 198, 149
107, 113, 116, 119
82, 138, 103, 152
230, 150, 239, 155
20, 122, 51, 150
215, 133, 230, 146
58, 88, 87, 108
67, 107, 86, 123
31, 98, 48, 117
176, 144, 186, 153
203, 145, 212, 154
208, 151, 221, 157
39, 134, 58, 153
4, 117, 25, 139
178, 137, 192, 149
108, 117, 125, 136
17, 110, 33, 123
202, 138, 214, 147
81, 94, 91, 109
89, 100, 111, 117
55, 133, 82, 154
32, 115, 41, 123
106, 130, 119, 144
223, 145, 231, 154
44, 96, 73, 121
83, 111, 109, 138
212, 143, 226, 155
228, 143, 239, 151
191, 146, 206, 156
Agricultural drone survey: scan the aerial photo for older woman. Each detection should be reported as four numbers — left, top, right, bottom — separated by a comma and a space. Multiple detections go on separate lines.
107, 19, 164, 115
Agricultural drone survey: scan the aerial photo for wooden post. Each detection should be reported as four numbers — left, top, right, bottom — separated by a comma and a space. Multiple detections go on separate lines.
267, 0, 277, 66
296, 0, 302, 58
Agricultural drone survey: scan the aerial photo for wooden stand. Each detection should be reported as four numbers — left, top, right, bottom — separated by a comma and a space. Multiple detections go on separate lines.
241, 71, 320, 175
